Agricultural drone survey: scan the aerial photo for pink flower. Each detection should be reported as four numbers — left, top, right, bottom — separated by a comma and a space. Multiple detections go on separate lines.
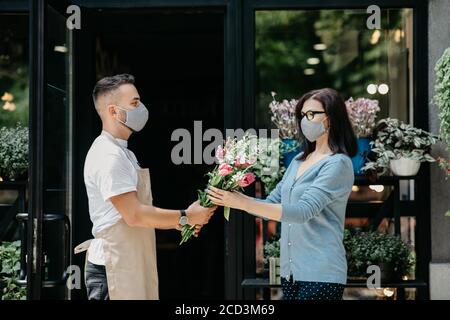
234, 159, 251, 169
215, 146, 225, 163
218, 163, 233, 176
237, 172, 256, 187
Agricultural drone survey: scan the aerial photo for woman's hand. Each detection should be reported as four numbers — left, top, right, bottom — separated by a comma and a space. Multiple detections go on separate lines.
175, 224, 203, 237
193, 224, 202, 237
207, 186, 249, 210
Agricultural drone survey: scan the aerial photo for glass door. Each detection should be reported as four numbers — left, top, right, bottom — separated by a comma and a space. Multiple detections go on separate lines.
237, 0, 428, 300
19, 0, 73, 299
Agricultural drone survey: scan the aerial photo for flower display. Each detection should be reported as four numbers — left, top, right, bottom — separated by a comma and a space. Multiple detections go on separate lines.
180, 133, 260, 244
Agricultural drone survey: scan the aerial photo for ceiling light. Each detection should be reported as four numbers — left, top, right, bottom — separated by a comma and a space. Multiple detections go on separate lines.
378, 83, 389, 95
367, 84, 378, 95
307, 57, 320, 65
313, 43, 327, 51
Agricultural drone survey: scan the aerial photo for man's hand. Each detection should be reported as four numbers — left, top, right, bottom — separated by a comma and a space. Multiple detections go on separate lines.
186, 200, 216, 225
175, 224, 202, 236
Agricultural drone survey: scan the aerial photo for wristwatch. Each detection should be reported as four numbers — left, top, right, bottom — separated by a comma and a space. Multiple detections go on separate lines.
179, 209, 189, 226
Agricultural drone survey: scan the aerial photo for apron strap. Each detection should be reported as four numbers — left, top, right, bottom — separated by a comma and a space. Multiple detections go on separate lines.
74, 239, 94, 254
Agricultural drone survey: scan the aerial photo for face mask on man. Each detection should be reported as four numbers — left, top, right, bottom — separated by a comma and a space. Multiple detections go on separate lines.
115, 102, 149, 132
300, 116, 328, 142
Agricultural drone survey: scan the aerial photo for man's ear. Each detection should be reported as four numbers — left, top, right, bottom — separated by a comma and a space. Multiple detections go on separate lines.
107, 104, 117, 117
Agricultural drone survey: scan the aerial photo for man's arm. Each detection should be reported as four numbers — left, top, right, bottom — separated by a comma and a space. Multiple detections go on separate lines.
110, 191, 214, 229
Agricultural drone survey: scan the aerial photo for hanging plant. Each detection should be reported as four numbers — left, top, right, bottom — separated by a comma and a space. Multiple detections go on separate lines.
433, 47, 450, 178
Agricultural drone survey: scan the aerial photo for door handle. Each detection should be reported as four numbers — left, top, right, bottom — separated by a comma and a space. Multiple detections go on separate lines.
15, 213, 71, 288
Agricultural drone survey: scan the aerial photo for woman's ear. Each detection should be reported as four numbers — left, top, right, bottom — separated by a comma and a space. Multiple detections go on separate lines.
324, 117, 331, 132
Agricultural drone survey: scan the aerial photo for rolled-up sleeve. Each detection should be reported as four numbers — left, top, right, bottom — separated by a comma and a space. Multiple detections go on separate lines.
280, 157, 353, 224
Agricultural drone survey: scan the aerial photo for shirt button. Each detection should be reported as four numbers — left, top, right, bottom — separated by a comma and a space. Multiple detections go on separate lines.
289, 259, 293, 263
288, 224, 292, 227
288, 242, 292, 246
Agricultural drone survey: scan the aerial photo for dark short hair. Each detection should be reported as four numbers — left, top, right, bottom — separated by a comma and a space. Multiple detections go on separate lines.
295, 88, 357, 160
92, 73, 135, 105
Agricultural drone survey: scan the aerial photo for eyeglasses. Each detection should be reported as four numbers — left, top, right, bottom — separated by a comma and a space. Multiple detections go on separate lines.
300, 110, 326, 121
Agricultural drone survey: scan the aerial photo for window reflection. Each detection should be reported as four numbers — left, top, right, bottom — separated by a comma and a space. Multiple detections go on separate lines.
0, 14, 29, 128
254, 8, 415, 300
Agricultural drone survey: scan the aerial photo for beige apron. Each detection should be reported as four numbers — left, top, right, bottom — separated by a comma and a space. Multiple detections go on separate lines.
75, 134, 159, 300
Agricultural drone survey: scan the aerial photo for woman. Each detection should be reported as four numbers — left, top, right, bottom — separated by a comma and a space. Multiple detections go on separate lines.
208, 88, 357, 300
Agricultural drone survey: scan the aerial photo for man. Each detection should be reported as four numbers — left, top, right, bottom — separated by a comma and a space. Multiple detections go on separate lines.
74, 74, 215, 300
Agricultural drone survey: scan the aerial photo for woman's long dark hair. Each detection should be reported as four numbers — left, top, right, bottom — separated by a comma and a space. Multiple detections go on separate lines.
296, 88, 357, 161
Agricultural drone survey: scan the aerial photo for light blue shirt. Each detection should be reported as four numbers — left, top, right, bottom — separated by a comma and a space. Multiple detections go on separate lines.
262, 152, 354, 284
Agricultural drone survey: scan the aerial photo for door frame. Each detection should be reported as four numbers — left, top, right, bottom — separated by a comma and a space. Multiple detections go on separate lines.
30, 0, 244, 299
28, 0, 46, 299
239, 0, 429, 300
28, 0, 74, 299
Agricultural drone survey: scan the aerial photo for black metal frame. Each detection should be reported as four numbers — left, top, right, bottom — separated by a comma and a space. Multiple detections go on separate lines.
235, 0, 430, 300
26, 0, 244, 300
27, 0, 45, 299
71, 0, 244, 300
10, 0, 430, 300
0, 182, 27, 241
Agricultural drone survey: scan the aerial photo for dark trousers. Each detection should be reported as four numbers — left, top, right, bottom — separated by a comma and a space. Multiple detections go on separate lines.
85, 261, 109, 300
281, 276, 344, 300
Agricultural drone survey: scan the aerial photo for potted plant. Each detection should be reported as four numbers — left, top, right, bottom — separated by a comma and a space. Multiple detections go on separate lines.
344, 230, 414, 282
269, 92, 302, 168
362, 118, 440, 176
263, 238, 280, 285
0, 124, 28, 182
0, 241, 26, 300
345, 97, 381, 175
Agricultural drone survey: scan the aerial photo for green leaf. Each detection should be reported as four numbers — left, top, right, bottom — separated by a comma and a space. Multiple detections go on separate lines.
224, 207, 230, 221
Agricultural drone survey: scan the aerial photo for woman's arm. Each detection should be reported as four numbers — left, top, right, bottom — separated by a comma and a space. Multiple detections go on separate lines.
207, 188, 282, 221
208, 156, 354, 224
206, 157, 295, 220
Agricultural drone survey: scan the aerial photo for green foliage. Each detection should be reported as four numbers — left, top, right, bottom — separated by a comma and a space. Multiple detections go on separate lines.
263, 238, 280, 265
343, 231, 414, 278
255, 9, 409, 132
433, 47, 450, 178
0, 14, 29, 128
0, 241, 26, 300
363, 118, 440, 174
434, 47, 450, 148
0, 124, 28, 180
253, 138, 286, 194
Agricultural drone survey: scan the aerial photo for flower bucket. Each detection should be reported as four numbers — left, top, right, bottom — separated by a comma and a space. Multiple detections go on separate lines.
390, 157, 421, 176
269, 257, 281, 285
281, 138, 301, 168
351, 138, 372, 175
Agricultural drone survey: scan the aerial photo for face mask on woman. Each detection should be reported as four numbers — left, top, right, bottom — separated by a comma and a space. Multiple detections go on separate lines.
115, 102, 149, 132
300, 116, 328, 142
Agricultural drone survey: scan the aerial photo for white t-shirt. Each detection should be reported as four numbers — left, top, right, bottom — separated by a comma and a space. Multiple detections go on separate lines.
83, 130, 139, 265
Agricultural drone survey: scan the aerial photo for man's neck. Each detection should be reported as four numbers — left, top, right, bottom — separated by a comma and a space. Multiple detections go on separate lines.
102, 123, 131, 141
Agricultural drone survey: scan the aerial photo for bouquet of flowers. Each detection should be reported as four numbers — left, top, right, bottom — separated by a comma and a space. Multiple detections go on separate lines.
345, 97, 380, 138
269, 92, 299, 139
180, 133, 260, 244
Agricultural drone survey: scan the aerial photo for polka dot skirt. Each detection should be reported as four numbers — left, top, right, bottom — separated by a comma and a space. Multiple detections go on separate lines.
281, 276, 344, 300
